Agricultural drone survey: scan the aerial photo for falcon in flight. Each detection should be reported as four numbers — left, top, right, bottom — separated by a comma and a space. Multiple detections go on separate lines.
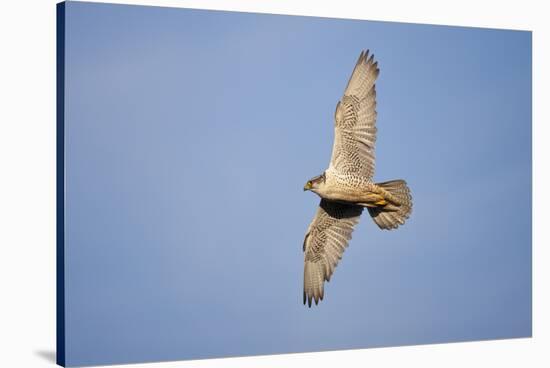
302, 50, 412, 307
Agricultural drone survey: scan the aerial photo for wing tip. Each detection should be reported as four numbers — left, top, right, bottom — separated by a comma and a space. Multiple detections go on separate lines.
303, 293, 322, 308
357, 50, 366, 64
359, 49, 375, 64
344, 48, 380, 96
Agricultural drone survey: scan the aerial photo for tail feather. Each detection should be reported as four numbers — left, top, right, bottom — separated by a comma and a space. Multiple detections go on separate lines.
368, 180, 412, 230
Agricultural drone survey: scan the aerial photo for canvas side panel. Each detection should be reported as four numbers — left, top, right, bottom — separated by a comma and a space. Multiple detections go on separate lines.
56, 2, 66, 366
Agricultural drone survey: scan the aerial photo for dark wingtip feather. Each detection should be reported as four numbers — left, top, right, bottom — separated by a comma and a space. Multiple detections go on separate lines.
356, 50, 365, 66
368, 53, 375, 64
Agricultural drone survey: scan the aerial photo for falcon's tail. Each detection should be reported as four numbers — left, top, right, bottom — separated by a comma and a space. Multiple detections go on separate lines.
368, 180, 412, 230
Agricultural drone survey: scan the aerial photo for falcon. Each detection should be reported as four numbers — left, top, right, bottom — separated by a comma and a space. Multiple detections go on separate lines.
302, 50, 412, 307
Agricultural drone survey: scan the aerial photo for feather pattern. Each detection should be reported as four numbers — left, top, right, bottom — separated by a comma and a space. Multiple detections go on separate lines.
329, 50, 379, 179
302, 199, 363, 307
301, 50, 411, 307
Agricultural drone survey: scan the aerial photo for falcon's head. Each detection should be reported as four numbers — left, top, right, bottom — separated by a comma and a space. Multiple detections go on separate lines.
304, 172, 326, 193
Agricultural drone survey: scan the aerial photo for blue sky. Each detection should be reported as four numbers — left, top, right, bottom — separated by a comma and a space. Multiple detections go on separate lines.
63, 1, 531, 366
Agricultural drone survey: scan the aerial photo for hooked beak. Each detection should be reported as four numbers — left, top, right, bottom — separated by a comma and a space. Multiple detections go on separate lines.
303, 182, 312, 191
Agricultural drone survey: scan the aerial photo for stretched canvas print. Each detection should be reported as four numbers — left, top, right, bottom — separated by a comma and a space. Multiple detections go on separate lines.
56, 1, 532, 366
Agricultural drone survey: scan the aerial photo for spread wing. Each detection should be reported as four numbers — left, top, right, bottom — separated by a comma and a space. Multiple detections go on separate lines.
329, 50, 379, 179
303, 199, 363, 307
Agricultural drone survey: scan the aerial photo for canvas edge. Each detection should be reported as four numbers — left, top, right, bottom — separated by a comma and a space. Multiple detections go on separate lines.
56, 2, 66, 367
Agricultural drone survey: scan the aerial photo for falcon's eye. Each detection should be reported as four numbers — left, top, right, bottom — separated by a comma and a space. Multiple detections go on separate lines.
308, 181, 313, 187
